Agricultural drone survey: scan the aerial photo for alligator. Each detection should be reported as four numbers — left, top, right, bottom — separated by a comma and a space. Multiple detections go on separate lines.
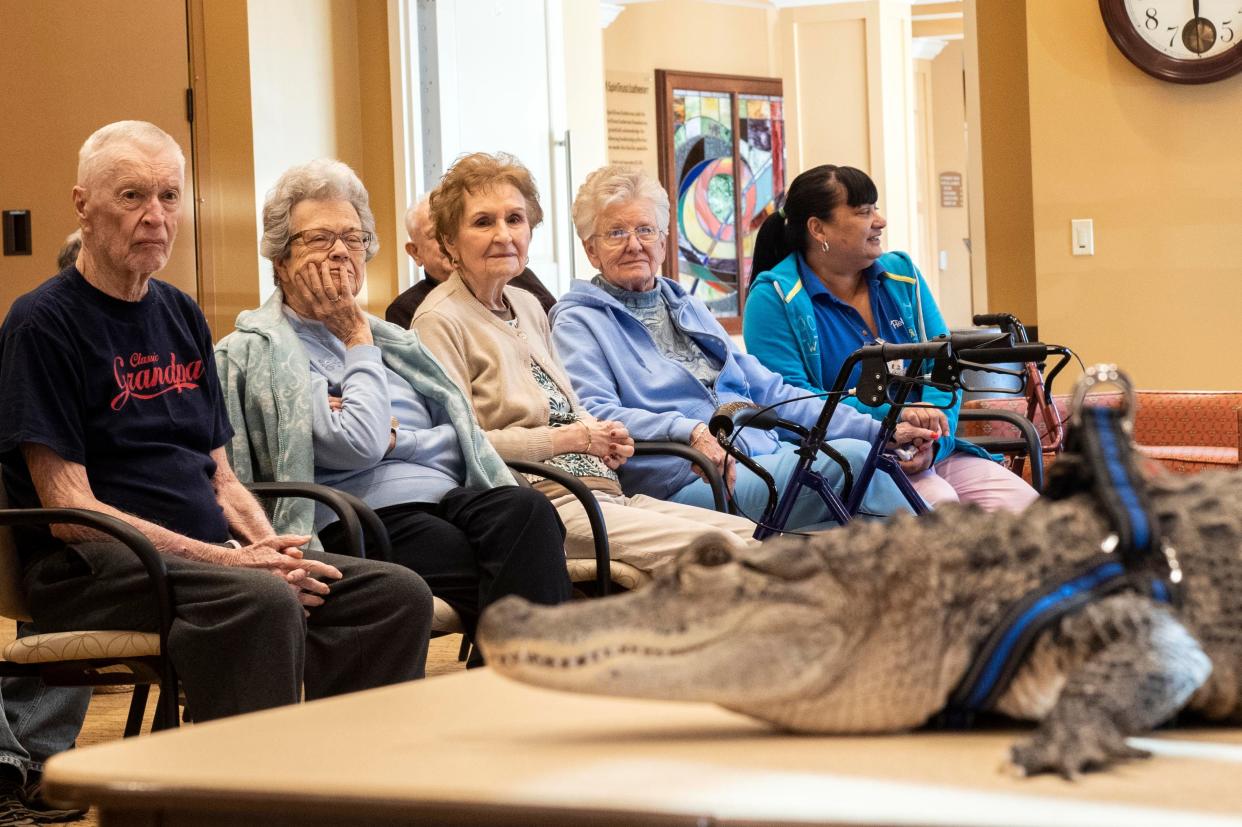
477, 469, 1242, 777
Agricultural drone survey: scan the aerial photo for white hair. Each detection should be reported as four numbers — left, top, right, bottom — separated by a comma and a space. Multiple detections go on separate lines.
404, 192, 432, 241
260, 159, 380, 267
76, 121, 184, 187
571, 164, 670, 241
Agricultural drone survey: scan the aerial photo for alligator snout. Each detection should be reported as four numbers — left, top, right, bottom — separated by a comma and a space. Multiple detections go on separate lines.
476, 594, 535, 648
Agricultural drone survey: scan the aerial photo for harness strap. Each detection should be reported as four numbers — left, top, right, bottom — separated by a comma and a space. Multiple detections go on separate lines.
939, 556, 1171, 726
1067, 406, 1159, 566
939, 368, 1179, 725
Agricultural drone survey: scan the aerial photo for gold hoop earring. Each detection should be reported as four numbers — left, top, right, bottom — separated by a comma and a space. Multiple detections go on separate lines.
821, 239, 830, 254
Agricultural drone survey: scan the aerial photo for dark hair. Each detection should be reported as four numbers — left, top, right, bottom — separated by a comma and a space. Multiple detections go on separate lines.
751, 165, 878, 276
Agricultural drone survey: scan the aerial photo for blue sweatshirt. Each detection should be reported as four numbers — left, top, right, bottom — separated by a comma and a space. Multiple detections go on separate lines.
550, 276, 881, 500
743, 251, 992, 462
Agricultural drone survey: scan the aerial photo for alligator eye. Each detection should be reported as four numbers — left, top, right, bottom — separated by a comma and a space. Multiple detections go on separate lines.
695, 545, 733, 567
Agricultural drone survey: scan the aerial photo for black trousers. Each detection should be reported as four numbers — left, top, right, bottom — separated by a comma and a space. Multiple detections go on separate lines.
23, 544, 432, 723
320, 486, 571, 650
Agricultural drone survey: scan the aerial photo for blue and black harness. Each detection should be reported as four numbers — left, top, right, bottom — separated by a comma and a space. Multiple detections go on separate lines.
940, 397, 1182, 726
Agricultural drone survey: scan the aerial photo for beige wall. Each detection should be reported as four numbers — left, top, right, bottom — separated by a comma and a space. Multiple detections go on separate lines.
781, 11, 870, 176
928, 40, 972, 327
563, 0, 609, 278
0, 0, 196, 311
604, 0, 922, 262
973, 0, 1037, 325
246, 0, 396, 316
604, 1, 781, 80
778, 2, 919, 260
1026, 1, 1242, 390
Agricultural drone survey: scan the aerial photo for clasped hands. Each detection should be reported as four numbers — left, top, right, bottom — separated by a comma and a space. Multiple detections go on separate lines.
577, 418, 634, 470
224, 535, 342, 616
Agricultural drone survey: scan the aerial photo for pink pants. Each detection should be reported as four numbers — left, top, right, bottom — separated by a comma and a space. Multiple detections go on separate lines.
907, 453, 1039, 513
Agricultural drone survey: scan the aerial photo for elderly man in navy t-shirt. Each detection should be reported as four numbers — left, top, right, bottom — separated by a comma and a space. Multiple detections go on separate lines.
0, 122, 433, 727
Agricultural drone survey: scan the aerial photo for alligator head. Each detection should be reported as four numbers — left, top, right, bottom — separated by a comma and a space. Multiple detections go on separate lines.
478, 515, 959, 733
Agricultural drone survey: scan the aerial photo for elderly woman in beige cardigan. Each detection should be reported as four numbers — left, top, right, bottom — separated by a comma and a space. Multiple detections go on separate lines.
413, 152, 758, 573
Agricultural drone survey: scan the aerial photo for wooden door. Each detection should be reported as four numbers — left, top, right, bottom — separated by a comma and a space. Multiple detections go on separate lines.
0, 0, 196, 315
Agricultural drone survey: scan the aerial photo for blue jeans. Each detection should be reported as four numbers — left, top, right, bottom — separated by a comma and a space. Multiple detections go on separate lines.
669, 438, 919, 530
0, 624, 92, 781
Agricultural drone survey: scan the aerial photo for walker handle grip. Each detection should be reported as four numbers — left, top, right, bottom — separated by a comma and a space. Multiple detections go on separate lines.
709, 404, 782, 438
947, 330, 1013, 350
856, 341, 951, 362
963, 343, 1051, 364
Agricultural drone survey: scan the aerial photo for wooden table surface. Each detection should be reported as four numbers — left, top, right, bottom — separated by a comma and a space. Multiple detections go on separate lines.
44, 670, 1242, 826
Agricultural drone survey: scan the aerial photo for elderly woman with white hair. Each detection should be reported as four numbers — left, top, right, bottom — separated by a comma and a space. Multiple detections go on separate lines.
215, 159, 571, 663
549, 164, 932, 529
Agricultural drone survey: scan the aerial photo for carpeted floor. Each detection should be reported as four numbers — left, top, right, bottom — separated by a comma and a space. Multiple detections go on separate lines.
2, 625, 468, 826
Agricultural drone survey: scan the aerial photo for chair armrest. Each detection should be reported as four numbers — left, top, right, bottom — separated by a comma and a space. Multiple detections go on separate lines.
958, 408, 1045, 491
0, 509, 173, 657
505, 461, 612, 596
632, 441, 730, 513
245, 482, 365, 559
328, 491, 393, 563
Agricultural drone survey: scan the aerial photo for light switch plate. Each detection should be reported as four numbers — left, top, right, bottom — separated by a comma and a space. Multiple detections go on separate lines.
1071, 218, 1094, 256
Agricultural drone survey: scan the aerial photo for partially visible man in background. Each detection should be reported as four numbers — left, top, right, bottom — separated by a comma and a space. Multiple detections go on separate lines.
385, 193, 556, 329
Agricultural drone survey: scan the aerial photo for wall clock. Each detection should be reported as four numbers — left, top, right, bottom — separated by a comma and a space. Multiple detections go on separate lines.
1099, 0, 1242, 83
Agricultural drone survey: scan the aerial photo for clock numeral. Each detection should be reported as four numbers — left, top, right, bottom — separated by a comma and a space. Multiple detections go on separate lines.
1168, 25, 1179, 47
1224, 20, 1236, 42
1145, 7, 1159, 29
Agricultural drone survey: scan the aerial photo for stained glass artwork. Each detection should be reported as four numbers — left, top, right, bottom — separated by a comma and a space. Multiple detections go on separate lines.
671, 87, 785, 319
738, 93, 785, 294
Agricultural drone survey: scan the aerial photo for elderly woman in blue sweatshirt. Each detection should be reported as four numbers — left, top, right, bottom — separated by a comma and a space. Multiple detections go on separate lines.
742, 165, 1037, 513
550, 165, 937, 529
216, 160, 571, 664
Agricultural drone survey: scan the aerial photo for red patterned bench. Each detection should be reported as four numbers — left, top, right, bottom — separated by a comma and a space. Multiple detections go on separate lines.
960, 391, 1242, 477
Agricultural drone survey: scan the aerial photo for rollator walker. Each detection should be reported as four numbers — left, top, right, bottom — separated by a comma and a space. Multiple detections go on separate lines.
711, 329, 1072, 540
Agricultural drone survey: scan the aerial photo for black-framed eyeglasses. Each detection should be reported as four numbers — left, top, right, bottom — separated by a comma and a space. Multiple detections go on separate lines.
290, 228, 373, 252
592, 225, 662, 249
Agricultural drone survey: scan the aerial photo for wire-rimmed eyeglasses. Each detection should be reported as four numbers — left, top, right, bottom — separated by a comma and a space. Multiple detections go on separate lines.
592, 226, 663, 249
290, 228, 373, 252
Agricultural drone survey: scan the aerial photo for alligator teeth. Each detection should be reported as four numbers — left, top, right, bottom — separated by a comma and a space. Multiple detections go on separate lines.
495, 641, 687, 669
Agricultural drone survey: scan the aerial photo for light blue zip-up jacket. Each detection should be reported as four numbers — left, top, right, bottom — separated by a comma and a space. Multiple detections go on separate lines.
743, 251, 991, 463
550, 277, 881, 500
214, 289, 515, 543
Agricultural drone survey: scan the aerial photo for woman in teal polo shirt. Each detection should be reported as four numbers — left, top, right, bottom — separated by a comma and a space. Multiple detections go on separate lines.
742, 165, 1036, 513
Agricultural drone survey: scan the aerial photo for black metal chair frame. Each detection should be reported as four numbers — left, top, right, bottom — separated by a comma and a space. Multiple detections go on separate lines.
632, 441, 730, 513
0, 481, 413, 740
957, 408, 1046, 492
505, 436, 728, 598
0, 509, 179, 738
505, 460, 614, 596
244, 482, 392, 562
247, 481, 472, 659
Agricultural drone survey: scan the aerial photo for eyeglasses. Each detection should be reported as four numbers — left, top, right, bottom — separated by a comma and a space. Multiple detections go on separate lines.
592, 226, 663, 249
290, 228, 373, 252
